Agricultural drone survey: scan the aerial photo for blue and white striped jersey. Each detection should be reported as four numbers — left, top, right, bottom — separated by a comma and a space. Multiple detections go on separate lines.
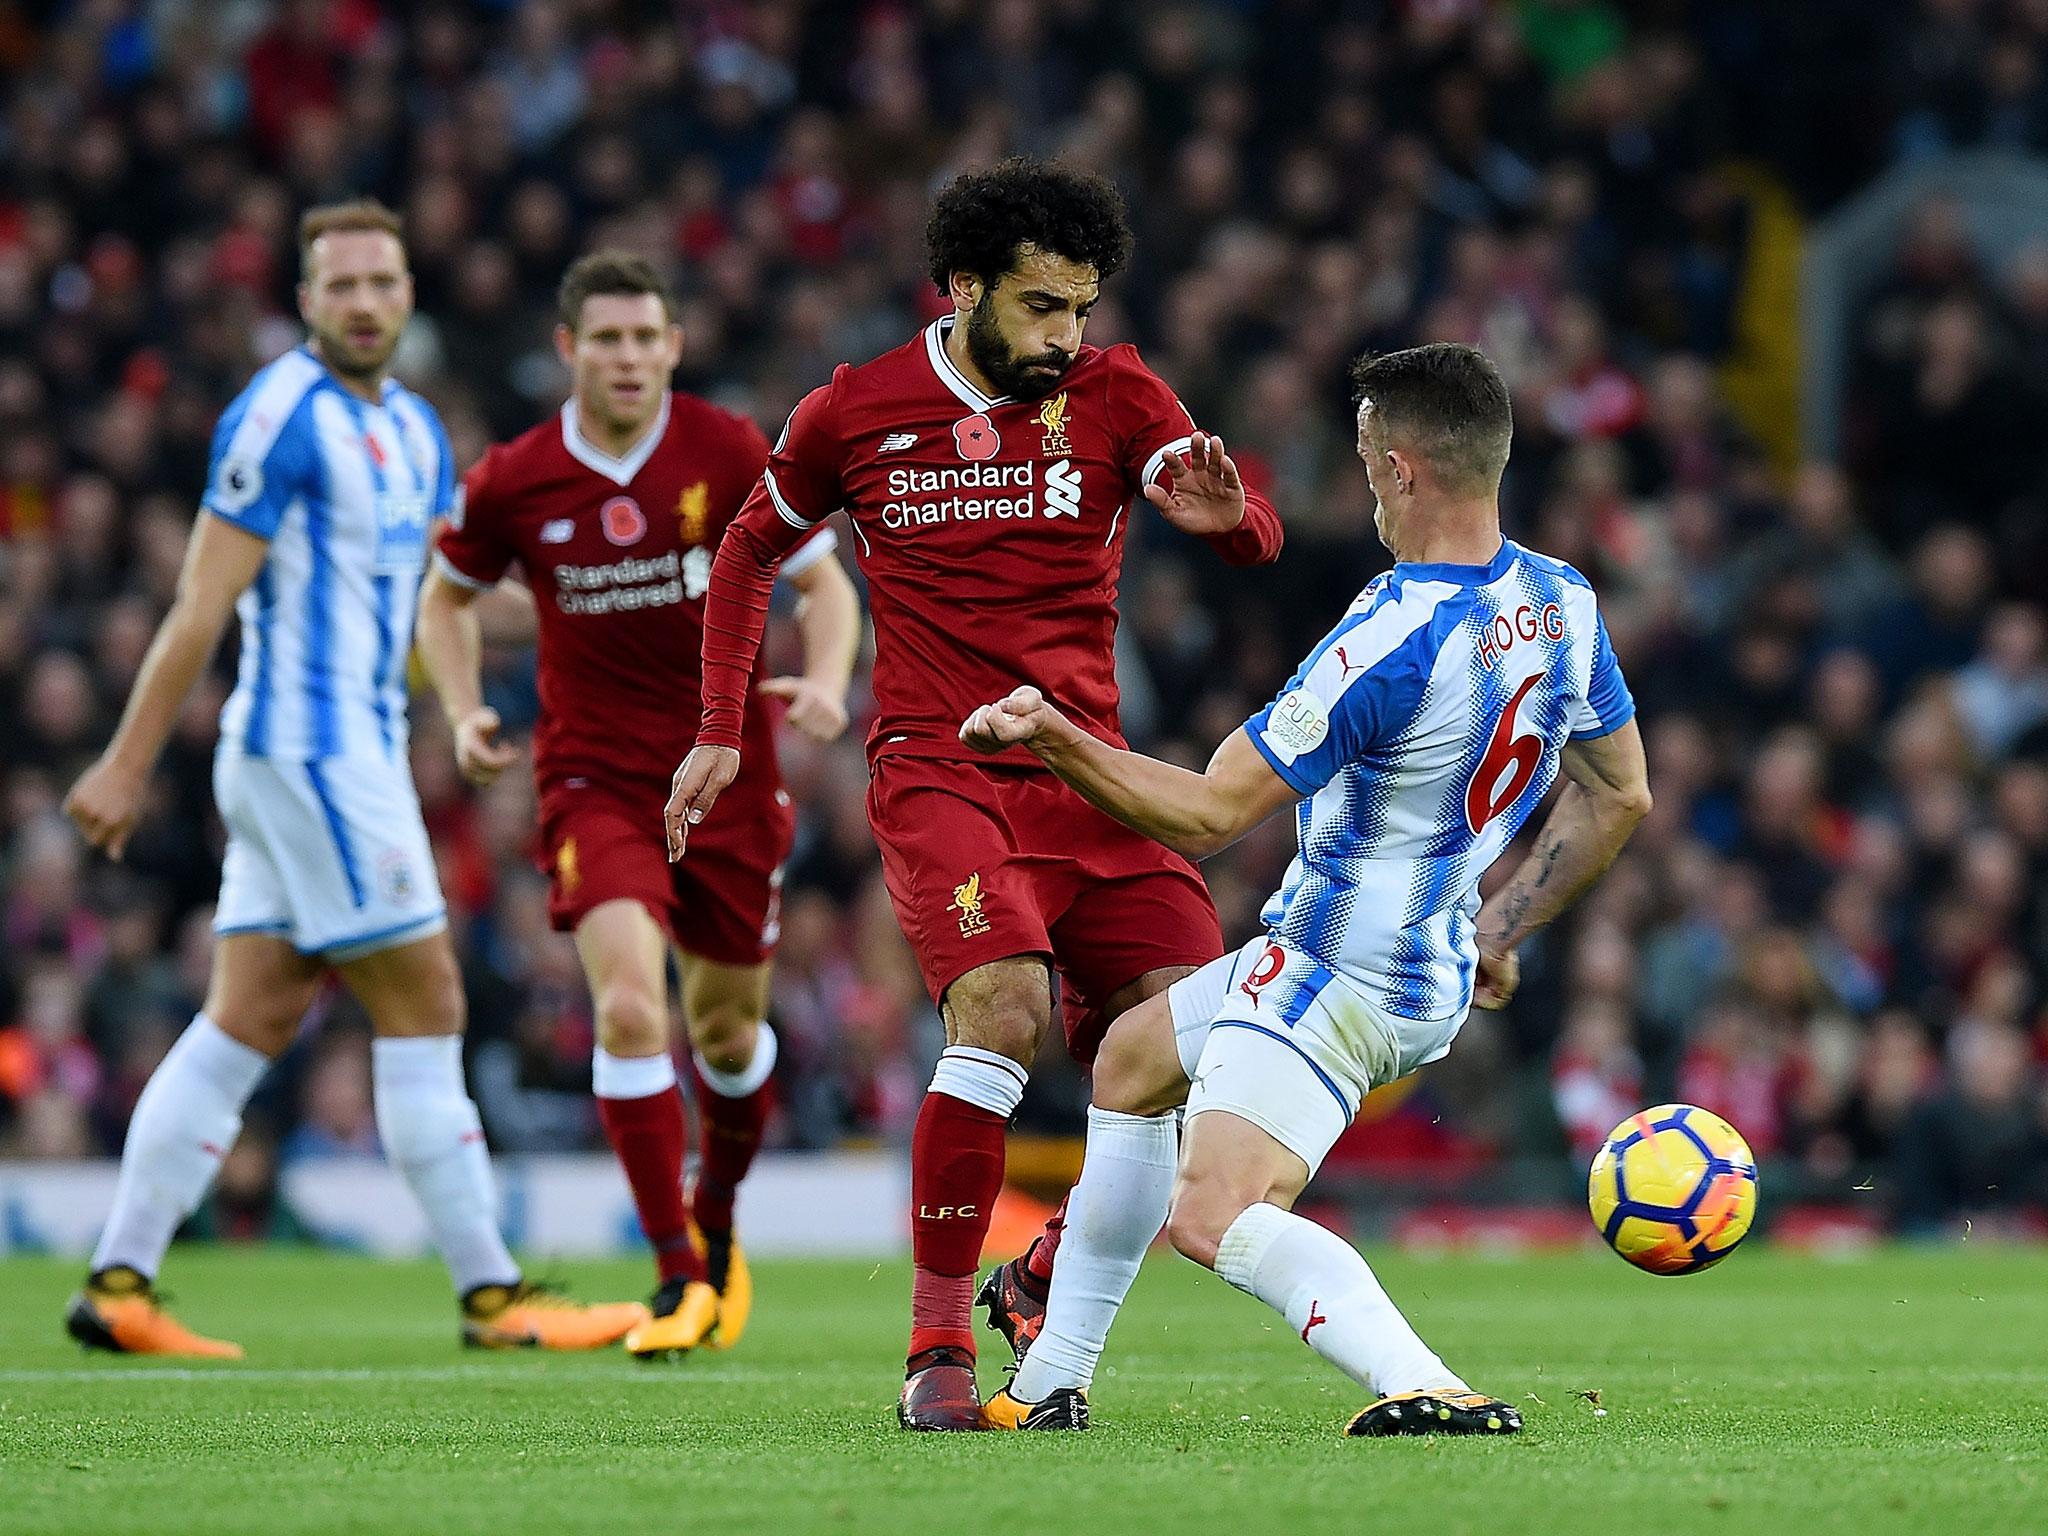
201, 347, 455, 761
1243, 539, 1634, 1029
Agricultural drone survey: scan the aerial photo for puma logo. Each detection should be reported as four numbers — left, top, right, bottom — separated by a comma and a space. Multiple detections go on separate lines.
1301, 1301, 1328, 1342
1334, 646, 1366, 678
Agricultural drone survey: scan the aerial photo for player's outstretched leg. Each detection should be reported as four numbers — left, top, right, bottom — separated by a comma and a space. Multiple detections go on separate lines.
67, 935, 325, 1359
1173, 1099, 1517, 1438
1210, 1200, 1518, 1437
346, 934, 646, 1351
900, 960, 1046, 1431
987, 995, 1186, 1426
986, 1108, 1174, 1424
681, 958, 779, 1351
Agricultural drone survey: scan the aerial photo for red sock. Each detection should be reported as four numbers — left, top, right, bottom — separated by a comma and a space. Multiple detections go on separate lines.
908, 1090, 1008, 1359
596, 1086, 704, 1285
690, 1059, 772, 1234
1022, 1194, 1068, 1293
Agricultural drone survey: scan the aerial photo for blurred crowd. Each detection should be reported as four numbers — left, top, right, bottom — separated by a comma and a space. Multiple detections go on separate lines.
4, 0, 2048, 1236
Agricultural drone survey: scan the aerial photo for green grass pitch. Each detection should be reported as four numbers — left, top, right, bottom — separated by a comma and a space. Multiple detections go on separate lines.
2, 1245, 2045, 1534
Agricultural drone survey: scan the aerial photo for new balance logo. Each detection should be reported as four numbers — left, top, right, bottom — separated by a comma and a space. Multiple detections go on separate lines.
1044, 458, 1082, 518
879, 432, 918, 453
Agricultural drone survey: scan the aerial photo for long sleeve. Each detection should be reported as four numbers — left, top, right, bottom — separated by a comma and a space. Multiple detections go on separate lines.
696, 493, 813, 751
1201, 485, 1283, 567
697, 376, 848, 751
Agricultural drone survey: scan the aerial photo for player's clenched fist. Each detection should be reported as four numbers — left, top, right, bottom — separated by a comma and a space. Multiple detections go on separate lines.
960, 686, 1065, 753
757, 676, 850, 742
63, 755, 146, 861
452, 706, 521, 787
665, 744, 740, 860
1472, 939, 1520, 1010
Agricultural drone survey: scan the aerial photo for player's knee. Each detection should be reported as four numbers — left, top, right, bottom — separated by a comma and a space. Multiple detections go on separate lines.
360, 941, 467, 1038
209, 1008, 298, 1060
594, 981, 668, 1057
1164, 1179, 1242, 1271
942, 967, 1050, 1066
1091, 1026, 1182, 1116
955, 1006, 1040, 1066
688, 1003, 756, 1074
401, 953, 466, 1038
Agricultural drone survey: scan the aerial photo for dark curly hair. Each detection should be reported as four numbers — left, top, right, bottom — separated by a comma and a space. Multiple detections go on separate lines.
925, 157, 1133, 292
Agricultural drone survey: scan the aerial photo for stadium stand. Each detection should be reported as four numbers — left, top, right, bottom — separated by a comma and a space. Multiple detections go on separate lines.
2, 0, 2045, 1240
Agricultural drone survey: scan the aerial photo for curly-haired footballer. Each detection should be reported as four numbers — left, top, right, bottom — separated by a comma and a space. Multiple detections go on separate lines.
665, 157, 1285, 1428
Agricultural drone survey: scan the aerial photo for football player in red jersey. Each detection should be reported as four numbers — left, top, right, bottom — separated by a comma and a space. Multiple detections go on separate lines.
417, 252, 860, 1358
664, 160, 1284, 1427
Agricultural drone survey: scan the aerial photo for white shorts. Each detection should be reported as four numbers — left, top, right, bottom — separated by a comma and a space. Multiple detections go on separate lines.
1165, 936, 1465, 1172
212, 751, 447, 962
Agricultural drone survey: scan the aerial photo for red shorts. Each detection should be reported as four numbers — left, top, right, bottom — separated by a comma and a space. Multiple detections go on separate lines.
537, 772, 794, 967
867, 756, 1223, 1062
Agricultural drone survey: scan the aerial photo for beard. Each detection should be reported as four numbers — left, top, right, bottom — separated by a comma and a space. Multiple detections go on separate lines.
964, 294, 1072, 399
312, 319, 400, 381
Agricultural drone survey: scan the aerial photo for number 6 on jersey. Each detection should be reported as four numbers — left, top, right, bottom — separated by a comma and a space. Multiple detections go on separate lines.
1465, 671, 1546, 834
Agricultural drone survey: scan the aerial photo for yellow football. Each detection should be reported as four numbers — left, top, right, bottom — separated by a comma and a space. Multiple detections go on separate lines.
1588, 1104, 1758, 1274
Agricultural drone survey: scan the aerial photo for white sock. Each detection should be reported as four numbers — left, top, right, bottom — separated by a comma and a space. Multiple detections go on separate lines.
694, 1022, 778, 1097
372, 1035, 520, 1295
1213, 1202, 1465, 1397
927, 1044, 1028, 1117
91, 1015, 269, 1278
1011, 1106, 1177, 1401
592, 1047, 677, 1100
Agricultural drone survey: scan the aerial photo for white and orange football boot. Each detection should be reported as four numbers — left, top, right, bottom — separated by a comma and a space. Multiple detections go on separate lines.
64, 1266, 244, 1360
461, 1280, 648, 1350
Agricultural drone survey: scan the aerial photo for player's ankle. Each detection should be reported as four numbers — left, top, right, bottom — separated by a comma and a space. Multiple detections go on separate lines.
908, 1328, 976, 1364
1014, 1242, 1052, 1299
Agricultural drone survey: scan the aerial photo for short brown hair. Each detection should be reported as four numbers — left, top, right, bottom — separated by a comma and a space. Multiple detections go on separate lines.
298, 198, 405, 266
557, 250, 677, 331
1351, 343, 1514, 493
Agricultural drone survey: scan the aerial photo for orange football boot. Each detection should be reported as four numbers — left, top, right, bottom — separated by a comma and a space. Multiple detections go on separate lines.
461, 1280, 649, 1350
64, 1267, 244, 1359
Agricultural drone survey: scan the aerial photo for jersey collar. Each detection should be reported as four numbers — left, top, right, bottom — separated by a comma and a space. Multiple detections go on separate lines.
923, 317, 1014, 412
1394, 539, 1515, 586
560, 394, 670, 486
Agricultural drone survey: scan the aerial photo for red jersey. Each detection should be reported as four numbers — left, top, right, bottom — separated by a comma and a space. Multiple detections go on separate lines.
436, 394, 837, 788
698, 317, 1280, 763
